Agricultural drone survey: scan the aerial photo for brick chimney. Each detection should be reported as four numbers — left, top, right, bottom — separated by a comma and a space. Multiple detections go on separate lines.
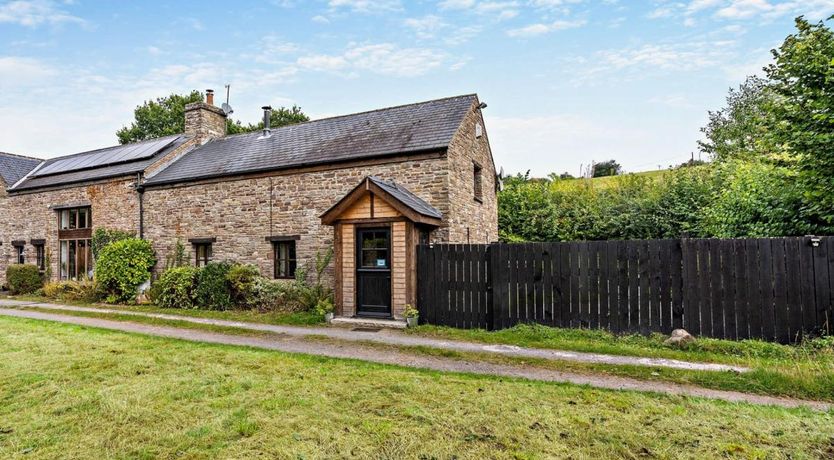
184, 89, 227, 141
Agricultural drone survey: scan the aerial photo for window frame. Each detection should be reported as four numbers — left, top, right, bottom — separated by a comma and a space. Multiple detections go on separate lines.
194, 243, 212, 267
34, 243, 45, 271
272, 240, 297, 279
59, 238, 91, 280
58, 206, 92, 231
13, 244, 25, 265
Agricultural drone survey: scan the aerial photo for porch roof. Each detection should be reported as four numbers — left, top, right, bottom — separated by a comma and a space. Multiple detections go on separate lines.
321, 176, 442, 226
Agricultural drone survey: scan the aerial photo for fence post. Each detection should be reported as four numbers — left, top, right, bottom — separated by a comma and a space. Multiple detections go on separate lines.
488, 242, 503, 330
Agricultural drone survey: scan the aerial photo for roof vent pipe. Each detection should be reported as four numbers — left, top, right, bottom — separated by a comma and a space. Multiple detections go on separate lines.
258, 105, 272, 140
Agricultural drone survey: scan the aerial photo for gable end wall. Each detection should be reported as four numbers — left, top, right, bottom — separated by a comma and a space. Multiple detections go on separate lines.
445, 99, 499, 244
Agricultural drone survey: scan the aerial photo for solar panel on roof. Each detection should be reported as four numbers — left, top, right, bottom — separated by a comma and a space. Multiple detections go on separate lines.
33, 136, 178, 177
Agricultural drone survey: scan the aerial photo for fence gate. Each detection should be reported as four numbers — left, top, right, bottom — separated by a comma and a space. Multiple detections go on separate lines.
416, 238, 834, 343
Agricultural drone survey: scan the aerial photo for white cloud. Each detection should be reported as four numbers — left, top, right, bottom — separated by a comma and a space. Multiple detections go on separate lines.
507, 19, 586, 37
529, 0, 584, 8
445, 25, 482, 45
651, 0, 834, 23
404, 15, 447, 39
0, 0, 84, 27
327, 0, 401, 12
438, 0, 519, 19
296, 43, 448, 77
647, 7, 674, 19
311, 14, 330, 23
0, 56, 55, 84
649, 93, 696, 109
296, 54, 349, 71
715, 0, 772, 19
439, 0, 476, 9
146, 46, 163, 56
571, 39, 739, 84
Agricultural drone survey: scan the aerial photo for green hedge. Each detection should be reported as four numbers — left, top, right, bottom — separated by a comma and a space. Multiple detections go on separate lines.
194, 262, 233, 310
95, 238, 156, 304
6, 264, 43, 295
153, 266, 198, 309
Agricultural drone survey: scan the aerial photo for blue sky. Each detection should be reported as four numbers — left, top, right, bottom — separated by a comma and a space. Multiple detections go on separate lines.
1, 0, 833, 176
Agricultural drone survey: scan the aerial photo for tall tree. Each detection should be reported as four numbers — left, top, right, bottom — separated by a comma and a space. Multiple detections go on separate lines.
117, 91, 309, 144
117, 91, 203, 144
698, 76, 779, 163
592, 160, 621, 177
767, 17, 834, 228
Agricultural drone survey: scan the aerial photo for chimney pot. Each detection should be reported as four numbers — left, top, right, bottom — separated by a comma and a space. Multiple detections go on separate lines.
259, 105, 273, 139
206, 89, 214, 106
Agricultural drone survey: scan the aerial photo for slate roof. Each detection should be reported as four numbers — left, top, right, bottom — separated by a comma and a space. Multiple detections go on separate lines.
368, 176, 442, 219
12, 135, 187, 192
0, 152, 41, 187
144, 94, 477, 186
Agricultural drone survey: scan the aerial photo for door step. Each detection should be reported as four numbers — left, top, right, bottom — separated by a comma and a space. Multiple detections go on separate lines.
330, 316, 406, 330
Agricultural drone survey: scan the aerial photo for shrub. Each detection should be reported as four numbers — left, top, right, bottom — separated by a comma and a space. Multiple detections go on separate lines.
6, 264, 42, 295
226, 264, 260, 307
42, 279, 101, 303
249, 278, 292, 312
91, 228, 135, 259
153, 266, 199, 309
194, 261, 233, 310
95, 238, 156, 303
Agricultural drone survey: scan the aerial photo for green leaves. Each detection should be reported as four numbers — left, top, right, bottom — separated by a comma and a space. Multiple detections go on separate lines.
116, 91, 203, 144
95, 238, 156, 303
116, 92, 310, 143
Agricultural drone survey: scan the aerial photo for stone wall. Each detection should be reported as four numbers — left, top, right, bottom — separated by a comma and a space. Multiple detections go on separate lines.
142, 155, 451, 285
446, 98, 499, 244
0, 179, 139, 286
184, 102, 227, 140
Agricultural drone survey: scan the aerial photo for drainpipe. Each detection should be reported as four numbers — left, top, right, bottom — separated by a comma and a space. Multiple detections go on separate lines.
135, 173, 145, 239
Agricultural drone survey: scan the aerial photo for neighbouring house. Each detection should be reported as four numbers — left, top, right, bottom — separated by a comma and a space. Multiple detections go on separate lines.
0, 92, 498, 320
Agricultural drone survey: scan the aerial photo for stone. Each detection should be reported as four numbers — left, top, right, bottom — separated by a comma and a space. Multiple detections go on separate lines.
664, 329, 696, 347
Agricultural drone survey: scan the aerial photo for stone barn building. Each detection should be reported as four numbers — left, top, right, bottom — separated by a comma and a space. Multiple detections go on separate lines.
0, 93, 498, 321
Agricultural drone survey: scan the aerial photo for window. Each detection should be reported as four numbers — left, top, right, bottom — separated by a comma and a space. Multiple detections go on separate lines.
13, 244, 24, 264
34, 243, 45, 271
60, 239, 91, 280
59, 207, 91, 230
57, 207, 92, 280
359, 230, 389, 269
473, 162, 483, 202
273, 241, 297, 279
194, 243, 212, 267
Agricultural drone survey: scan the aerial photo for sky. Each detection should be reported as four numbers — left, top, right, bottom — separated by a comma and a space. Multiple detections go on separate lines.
1, 1, 833, 177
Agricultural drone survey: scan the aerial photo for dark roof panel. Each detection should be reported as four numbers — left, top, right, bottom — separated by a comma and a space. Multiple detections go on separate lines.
368, 176, 442, 219
0, 152, 41, 186
145, 94, 476, 186
32, 135, 181, 178
12, 135, 187, 192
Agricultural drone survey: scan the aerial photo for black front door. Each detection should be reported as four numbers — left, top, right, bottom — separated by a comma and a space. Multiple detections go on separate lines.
356, 227, 392, 317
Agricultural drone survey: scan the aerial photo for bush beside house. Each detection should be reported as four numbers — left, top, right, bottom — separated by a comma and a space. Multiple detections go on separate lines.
95, 238, 156, 303
5, 264, 43, 295
149, 256, 334, 314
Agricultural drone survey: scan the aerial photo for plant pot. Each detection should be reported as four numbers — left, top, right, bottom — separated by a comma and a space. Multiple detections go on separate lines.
406, 316, 418, 328
324, 312, 334, 324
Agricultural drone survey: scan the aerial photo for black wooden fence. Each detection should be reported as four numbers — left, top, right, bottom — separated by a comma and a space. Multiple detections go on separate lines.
416, 237, 834, 343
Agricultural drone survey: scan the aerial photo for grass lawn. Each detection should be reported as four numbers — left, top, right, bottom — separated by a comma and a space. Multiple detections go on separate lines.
1, 317, 833, 459
409, 324, 834, 401
11, 295, 323, 326
7, 296, 834, 402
